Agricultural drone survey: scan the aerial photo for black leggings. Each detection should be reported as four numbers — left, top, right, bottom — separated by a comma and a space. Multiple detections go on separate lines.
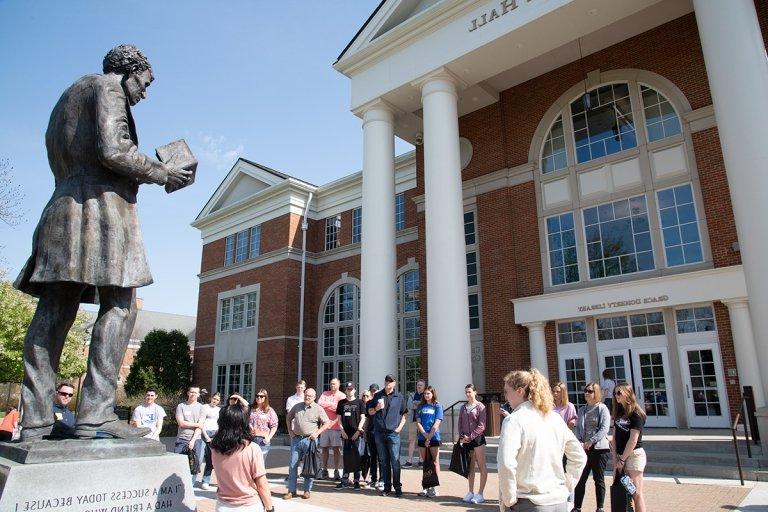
574, 448, 609, 508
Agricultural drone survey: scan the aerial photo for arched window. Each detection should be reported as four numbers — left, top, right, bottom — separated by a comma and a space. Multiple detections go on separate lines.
537, 76, 706, 288
397, 270, 421, 394
640, 85, 682, 142
320, 283, 360, 389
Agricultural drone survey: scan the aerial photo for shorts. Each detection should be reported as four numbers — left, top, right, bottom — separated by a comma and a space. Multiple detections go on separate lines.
319, 429, 342, 448
624, 448, 647, 472
465, 434, 487, 450
418, 438, 440, 448
408, 420, 418, 441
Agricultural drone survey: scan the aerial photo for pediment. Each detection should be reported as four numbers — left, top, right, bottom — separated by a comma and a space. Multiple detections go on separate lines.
196, 158, 288, 221
338, 0, 443, 62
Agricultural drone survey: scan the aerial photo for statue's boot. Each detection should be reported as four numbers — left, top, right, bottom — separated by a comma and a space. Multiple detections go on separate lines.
75, 420, 151, 439
19, 424, 53, 441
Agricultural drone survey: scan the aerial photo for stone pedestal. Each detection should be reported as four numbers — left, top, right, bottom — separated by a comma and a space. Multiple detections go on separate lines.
0, 439, 195, 512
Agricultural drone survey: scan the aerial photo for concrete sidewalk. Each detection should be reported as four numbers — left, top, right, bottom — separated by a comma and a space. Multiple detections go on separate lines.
193, 446, 762, 511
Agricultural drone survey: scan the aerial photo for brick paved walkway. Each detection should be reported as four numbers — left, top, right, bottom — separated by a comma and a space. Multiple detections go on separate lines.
194, 447, 753, 511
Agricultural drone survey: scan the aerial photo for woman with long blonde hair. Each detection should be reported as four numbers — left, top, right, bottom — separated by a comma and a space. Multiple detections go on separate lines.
552, 382, 577, 429
610, 383, 647, 512
498, 369, 586, 511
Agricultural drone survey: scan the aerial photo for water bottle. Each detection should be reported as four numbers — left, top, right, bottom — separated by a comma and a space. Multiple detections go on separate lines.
620, 474, 636, 495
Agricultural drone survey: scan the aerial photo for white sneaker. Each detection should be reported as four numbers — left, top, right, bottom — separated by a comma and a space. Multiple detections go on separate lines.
471, 493, 485, 504
376, 481, 385, 490
201, 483, 210, 491
419, 488, 428, 496
463, 491, 474, 503
427, 487, 438, 498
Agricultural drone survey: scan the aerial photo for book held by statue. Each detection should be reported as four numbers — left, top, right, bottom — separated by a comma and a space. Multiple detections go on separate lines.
155, 139, 197, 193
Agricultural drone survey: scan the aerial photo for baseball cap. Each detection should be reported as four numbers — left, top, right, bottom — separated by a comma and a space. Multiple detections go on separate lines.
345, 381, 355, 389
384, 374, 395, 383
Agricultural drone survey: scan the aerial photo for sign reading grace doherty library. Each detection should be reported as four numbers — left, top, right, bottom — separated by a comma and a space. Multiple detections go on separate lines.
577, 295, 670, 313
468, 0, 536, 32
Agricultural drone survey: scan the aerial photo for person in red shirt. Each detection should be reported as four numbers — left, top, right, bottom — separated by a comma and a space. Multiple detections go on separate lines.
0, 406, 19, 442
317, 378, 346, 480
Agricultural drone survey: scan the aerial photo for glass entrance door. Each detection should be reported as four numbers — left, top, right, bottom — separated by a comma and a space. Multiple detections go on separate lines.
680, 345, 729, 428
598, 346, 677, 427
632, 348, 676, 427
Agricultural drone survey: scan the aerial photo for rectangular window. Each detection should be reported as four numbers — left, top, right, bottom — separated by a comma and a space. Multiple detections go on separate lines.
676, 306, 716, 333
546, 213, 579, 285
395, 193, 405, 231
464, 211, 476, 246
246, 292, 258, 328
468, 293, 480, 330
324, 217, 338, 251
224, 235, 235, 266
404, 355, 421, 396
235, 229, 249, 263
216, 365, 227, 396
557, 321, 587, 344
338, 326, 354, 356
403, 272, 419, 312
657, 184, 703, 267
466, 251, 478, 287
564, 358, 588, 408
403, 317, 420, 351
219, 298, 231, 332
583, 194, 654, 279
596, 315, 629, 341
337, 360, 355, 389
242, 363, 254, 403
339, 284, 355, 321
323, 329, 335, 357
322, 361, 334, 391
323, 294, 335, 324
227, 364, 241, 398
352, 207, 362, 244
232, 296, 245, 329
630, 312, 665, 337
249, 225, 261, 259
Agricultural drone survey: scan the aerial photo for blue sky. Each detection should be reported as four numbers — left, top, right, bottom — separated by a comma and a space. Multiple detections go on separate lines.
0, 0, 412, 316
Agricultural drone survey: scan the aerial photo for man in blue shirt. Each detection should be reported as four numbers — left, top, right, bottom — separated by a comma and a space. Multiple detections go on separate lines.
368, 374, 408, 497
51, 383, 76, 438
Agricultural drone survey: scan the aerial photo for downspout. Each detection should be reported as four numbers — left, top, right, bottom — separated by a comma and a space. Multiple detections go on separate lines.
297, 192, 313, 381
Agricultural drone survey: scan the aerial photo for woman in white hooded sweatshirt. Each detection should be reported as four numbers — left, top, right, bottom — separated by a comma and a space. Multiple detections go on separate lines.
498, 369, 586, 512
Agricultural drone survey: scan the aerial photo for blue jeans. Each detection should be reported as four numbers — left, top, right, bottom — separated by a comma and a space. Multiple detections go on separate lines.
254, 435, 271, 463
374, 430, 401, 491
288, 437, 315, 493
202, 429, 217, 484
174, 439, 198, 487
367, 432, 379, 482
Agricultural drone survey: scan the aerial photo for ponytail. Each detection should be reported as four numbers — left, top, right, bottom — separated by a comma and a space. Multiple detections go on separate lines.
503, 368, 554, 416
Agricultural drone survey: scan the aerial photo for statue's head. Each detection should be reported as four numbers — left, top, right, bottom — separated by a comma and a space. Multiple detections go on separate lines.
102, 44, 154, 106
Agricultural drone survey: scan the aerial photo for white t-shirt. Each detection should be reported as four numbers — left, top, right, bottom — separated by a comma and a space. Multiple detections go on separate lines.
131, 403, 166, 440
286, 394, 303, 414
601, 378, 616, 400
202, 404, 221, 432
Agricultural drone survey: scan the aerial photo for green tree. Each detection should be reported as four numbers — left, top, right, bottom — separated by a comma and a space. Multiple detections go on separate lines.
0, 278, 88, 382
124, 329, 191, 396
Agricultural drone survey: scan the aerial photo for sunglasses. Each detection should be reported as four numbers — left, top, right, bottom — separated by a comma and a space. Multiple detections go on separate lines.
229, 397, 238, 401
58, 391, 74, 397
584, 389, 594, 394
256, 395, 266, 398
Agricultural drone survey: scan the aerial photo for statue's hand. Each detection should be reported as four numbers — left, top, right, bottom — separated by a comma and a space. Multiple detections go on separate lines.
165, 165, 192, 189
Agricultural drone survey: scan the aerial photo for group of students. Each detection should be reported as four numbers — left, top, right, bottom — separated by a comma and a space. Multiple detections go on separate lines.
156, 365, 646, 512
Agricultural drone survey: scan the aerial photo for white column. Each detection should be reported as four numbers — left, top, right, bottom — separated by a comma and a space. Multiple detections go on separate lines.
524, 322, 548, 377
358, 101, 397, 389
415, 70, 473, 406
723, 299, 766, 408
694, 0, 768, 400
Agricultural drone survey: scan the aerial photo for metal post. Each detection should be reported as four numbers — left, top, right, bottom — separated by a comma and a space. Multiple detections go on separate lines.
744, 386, 760, 444
297, 192, 313, 382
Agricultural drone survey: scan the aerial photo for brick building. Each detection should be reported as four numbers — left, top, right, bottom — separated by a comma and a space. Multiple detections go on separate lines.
192, 0, 768, 429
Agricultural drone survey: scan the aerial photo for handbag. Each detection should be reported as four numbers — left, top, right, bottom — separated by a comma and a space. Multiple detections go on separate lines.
448, 442, 469, 478
421, 445, 440, 489
610, 470, 635, 512
301, 439, 322, 479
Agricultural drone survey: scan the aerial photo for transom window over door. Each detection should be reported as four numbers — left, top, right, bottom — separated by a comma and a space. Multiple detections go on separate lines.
320, 283, 360, 389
